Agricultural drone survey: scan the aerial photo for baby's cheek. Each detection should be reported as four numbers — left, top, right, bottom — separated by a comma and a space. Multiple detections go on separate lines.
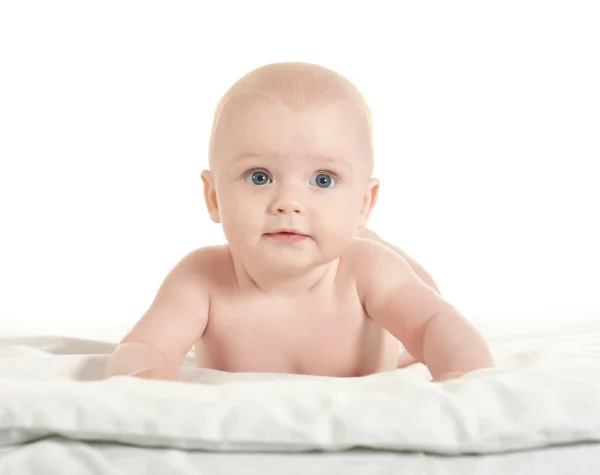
220, 201, 259, 240
316, 205, 357, 240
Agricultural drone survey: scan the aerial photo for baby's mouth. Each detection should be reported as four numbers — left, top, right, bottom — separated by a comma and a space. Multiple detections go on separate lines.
264, 231, 309, 243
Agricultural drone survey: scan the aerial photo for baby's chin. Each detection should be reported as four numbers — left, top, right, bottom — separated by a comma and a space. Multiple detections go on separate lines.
250, 240, 332, 272
258, 242, 318, 267
226, 232, 345, 273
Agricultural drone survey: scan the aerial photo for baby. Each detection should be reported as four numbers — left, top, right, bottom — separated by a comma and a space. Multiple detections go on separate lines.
104, 62, 493, 383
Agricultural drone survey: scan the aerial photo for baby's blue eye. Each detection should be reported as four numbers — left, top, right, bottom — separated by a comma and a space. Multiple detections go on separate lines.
310, 173, 336, 188
245, 170, 271, 185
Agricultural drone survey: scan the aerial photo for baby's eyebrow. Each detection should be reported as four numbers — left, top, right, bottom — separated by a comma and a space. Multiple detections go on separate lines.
230, 152, 272, 165
230, 152, 353, 171
317, 155, 352, 168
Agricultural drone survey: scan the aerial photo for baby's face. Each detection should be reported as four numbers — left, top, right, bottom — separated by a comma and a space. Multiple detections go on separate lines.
207, 94, 377, 274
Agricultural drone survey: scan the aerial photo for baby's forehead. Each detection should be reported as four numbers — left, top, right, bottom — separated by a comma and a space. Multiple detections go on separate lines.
224, 93, 362, 131
209, 63, 374, 172
225, 100, 366, 158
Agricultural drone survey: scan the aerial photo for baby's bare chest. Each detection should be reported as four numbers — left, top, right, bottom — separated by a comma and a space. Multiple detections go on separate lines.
195, 290, 398, 377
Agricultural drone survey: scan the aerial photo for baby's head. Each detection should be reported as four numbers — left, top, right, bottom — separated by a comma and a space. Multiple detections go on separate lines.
202, 62, 379, 275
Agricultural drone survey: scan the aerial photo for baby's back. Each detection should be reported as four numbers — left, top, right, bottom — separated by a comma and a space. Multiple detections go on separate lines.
194, 244, 400, 377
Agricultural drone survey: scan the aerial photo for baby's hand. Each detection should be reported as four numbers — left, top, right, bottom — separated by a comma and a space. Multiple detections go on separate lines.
432, 371, 467, 383
129, 366, 188, 382
104, 342, 189, 382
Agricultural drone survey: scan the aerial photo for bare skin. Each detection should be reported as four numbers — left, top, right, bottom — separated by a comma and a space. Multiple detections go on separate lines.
195, 229, 435, 374
104, 62, 492, 382
140, 239, 429, 378
355, 228, 436, 369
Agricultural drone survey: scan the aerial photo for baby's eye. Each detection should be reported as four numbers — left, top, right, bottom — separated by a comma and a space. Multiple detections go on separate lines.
245, 170, 272, 185
310, 172, 337, 188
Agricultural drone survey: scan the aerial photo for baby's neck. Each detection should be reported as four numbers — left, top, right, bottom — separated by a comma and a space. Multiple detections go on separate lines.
228, 248, 340, 297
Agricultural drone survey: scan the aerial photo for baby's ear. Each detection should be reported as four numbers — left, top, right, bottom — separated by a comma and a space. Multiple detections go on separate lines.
201, 170, 221, 224
357, 178, 379, 229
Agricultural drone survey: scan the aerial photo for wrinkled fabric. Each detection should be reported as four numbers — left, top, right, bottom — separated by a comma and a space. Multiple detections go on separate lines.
0, 320, 599, 456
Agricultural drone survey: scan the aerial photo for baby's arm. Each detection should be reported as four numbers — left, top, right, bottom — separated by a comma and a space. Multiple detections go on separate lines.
354, 240, 493, 381
104, 249, 211, 381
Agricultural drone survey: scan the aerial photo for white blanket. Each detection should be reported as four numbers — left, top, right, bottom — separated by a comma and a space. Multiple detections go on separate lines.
0, 320, 599, 455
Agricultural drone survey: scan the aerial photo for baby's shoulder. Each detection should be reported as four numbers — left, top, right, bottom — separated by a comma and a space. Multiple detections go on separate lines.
174, 244, 233, 287
344, 235, 392, 265
343, 237, 407, 284
184, 244, 229, 264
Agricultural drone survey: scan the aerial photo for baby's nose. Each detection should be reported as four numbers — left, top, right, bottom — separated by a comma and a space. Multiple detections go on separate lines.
273, 199, 302, 214
270, 182, 305, 214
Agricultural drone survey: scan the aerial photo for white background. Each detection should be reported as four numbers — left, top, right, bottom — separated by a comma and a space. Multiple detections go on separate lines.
1, 1, 598, 336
